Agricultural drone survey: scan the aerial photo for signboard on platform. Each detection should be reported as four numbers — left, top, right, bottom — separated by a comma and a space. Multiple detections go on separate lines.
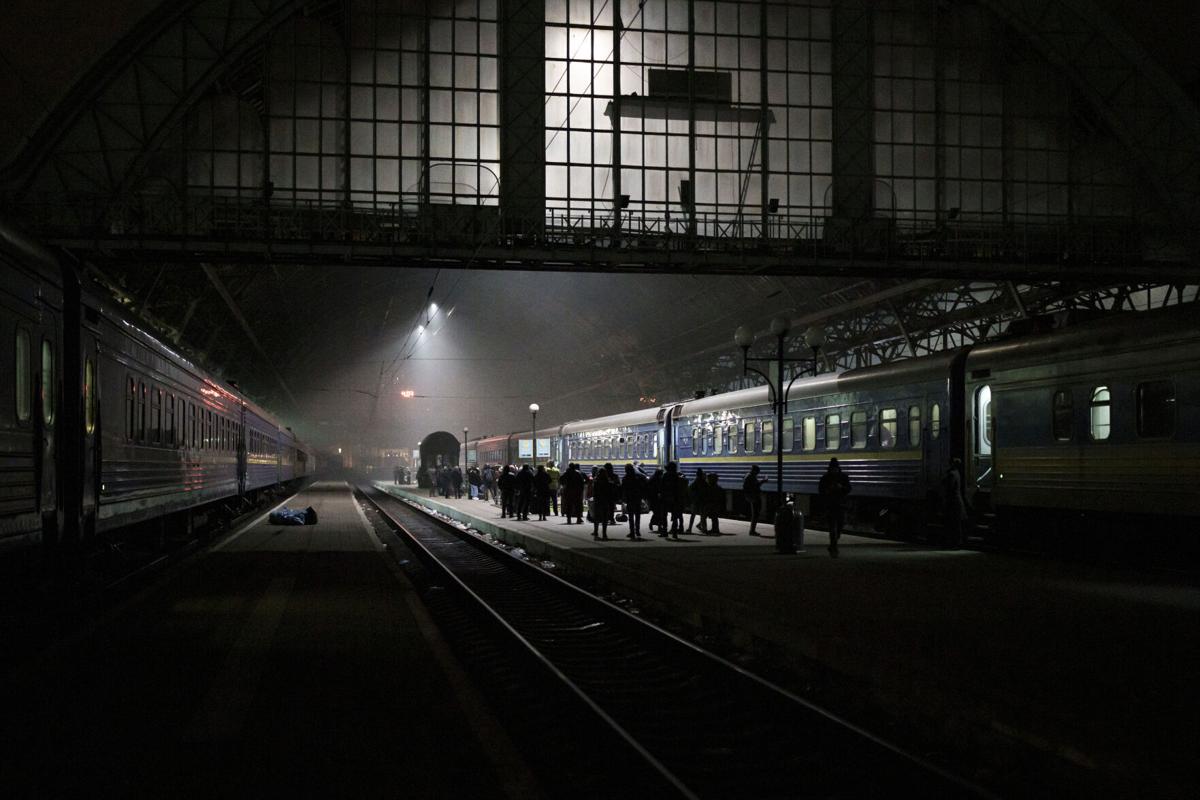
518, 438, 532, 459
467, 448, 477, 465
536, 438, 551, 458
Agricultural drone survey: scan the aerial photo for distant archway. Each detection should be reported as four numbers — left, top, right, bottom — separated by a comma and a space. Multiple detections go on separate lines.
417, 431, 460, 487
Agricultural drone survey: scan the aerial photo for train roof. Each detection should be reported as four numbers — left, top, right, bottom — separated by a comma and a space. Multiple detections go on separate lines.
0, 216, 61, 280
837, 348, 966, 390
559, 406, 664, 435
965, 302, 1200, 371
676, 372, 842, 417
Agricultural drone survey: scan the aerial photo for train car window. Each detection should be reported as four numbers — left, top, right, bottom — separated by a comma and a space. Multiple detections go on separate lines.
1089, 387, 1111, 441
706, 426, 715, 455
1052, 390, 1073, 441
714, 426, 723, 455
41, 339, 55, 426
650, 435, 658, 459
762, 420, 775, 454
908, 406, 921, 447
825, 414, 842, 450
726, 424, 736, 454
1137, 381, 1174, 438
802, 417, 816, 451
879, 408, 897, 449
850, 411, 868, 449
930, 403, 941, 440
782, 417, 794, 451
743, 421, 755, 453
84, 359, 95, 435
692, 427, 701, 455
138, 381, 147, 441
15, 327, 31, 423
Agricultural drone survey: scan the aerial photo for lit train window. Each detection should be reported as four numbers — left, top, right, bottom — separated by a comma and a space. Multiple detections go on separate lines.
650, 435, 657, 459
726, 425, 736, 454
908, 406, 921, 447
762, 420, 775, 454
705, 427, 715, 455
930, 403, 941, 440
41, 339, 55, 426
714, 427, 723, 455
15, 327, 31, 423
1137, 381, 1175, 438
850, 411, 867, 448
84, 359, 95, 435
1052, 390, 1072, 441
782, 417, 794, 451
803, 417, 816, 451
743, 421, 754, 452
825, 414, 841, 450
879, 408, 897, 448
692, 427, 700, 454
1089, 387, 1110, 441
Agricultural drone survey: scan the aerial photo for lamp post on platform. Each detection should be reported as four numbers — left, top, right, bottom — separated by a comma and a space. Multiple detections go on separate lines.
529, 403, 539, 467
463, 426, 469, 467
734, 318, 826, 513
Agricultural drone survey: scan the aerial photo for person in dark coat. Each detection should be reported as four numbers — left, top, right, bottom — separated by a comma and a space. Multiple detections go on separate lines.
743, 464, 767, 536
467, 465, 482, 499
427, 466, 438, 497
438, 466, 451, 498
516, 465, 534, 521
662, 461, 684, 539
603, 463, 619, 524
499, 465, 516, 518
534, 465, 552, 521
561, 463, 585, 524
621, 464, 647, 540
704, 472, 723, 535
481, 464, 495, 502
687, 468, 707, 534
818, 457, 851, 557
592, 467, 614, 540
943, 457, 968, 548
452, 466, 463, 499
393, 466, 401, 485
646, 468, 664, 534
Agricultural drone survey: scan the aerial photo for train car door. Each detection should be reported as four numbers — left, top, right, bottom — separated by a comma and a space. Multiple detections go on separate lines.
236, 403, 247, 496
971, 384, 995, 491
80, 329, 100, 539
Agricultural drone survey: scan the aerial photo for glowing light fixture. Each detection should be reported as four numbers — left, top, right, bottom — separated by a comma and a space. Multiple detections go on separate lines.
399, 389, 415, 399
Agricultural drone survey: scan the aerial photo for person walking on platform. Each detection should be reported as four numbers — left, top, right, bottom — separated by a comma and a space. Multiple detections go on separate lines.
393, 466, 401, 485
499, 465, 516, 518
534, 465, 552, 521
704, 472, 723, 535
662, 461, 685, 539
818, 457, 851, 557
427, 466, 438, 497
743, 464, 767, 536
622, 464, 647, 540
561, 463, 585, 524
546, 461, 561, 516
943, 457, 968, 549
452, 466, 464, 499
516, 464, 534, 521
687, 469, 707, 534
467, 465, 481, 499
592, 467, 614, 540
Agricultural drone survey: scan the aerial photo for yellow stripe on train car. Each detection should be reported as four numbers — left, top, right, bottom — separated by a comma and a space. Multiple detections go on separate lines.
677, 452, 922, 464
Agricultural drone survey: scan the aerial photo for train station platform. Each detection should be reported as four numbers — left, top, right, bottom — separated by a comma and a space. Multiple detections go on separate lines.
380, 483, 1199, 799
0, 481, 530, 798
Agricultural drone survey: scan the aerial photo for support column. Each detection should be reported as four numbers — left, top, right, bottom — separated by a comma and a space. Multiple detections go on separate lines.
829, 1, 874, 224
499, 0, 546, 239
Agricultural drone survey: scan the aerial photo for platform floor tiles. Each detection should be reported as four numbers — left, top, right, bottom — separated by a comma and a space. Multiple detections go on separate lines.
390, 485, 1200, 799
0, 481, 516, 798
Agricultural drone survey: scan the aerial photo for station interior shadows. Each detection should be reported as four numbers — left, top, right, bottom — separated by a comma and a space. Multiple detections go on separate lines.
1, 1, 1199, 798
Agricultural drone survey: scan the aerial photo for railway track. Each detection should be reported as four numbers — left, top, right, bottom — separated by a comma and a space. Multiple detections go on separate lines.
360, 485, 991, 799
